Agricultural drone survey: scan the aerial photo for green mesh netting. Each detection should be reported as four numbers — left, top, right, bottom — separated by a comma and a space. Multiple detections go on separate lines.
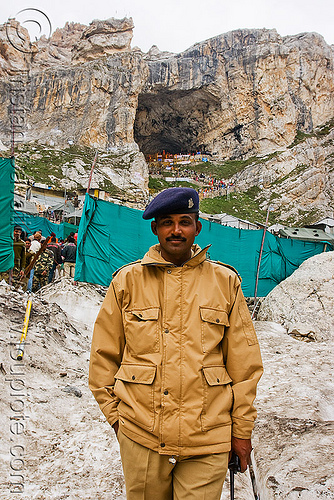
75, 194, 332, 296
0, 158, 15, 272
13, 212, 78, 240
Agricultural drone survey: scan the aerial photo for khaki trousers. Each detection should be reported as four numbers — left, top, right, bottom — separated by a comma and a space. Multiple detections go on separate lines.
118, 431, 229, 500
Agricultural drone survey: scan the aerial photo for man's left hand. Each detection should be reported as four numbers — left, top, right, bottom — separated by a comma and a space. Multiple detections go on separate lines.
230, 437, 252, 473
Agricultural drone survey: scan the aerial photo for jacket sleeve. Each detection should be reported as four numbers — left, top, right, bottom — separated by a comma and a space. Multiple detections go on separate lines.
21, 244, 26, 270
222, 279, 263, 439
88, 280, 125, 427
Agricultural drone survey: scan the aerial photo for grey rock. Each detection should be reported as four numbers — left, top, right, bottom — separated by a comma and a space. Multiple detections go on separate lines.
61, 386, 82, 398
258, 251, 334, 341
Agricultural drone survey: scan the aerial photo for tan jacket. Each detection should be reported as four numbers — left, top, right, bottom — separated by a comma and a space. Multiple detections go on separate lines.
89, 244, 263, 456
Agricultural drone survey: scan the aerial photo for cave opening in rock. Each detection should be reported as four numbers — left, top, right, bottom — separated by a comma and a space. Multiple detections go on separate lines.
134, 89, 221, 157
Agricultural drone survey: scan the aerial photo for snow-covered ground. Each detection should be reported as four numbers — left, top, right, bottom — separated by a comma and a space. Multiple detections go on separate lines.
1, 255, 333, 499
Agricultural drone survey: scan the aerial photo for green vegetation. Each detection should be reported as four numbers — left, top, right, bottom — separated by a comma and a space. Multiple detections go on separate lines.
10, 143, 138, 195
288, 130, 313, 148
149, 176, 199, 193
100, 178, 125, 197
149, 177, 171, 192
272, 164, 308, 185
296, 208, 323, 226
14, 143, 95, 188
183, 152, 280, 180
199, 187, 276, 225
315, 118, 334, 137
287, 119, 334, 149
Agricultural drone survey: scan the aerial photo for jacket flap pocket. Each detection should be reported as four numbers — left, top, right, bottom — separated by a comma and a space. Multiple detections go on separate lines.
130, 307, 159, 321
115, 364, 156, 384
202, 365, 232, 386
200, 307, 229, 326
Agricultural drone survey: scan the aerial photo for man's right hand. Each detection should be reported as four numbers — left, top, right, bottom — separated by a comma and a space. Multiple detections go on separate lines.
230, 437, 252, 472
112, 420, 119, 436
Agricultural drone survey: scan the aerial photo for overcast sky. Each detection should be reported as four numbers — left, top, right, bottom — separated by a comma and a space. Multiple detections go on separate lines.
1, 0, 333, 53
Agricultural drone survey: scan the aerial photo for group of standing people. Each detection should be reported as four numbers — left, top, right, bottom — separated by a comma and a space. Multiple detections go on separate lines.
0, 225, 77, 293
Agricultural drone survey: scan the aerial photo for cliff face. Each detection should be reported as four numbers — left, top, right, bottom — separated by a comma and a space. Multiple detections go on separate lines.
136, 29, 334, 159
0, 18, 333, 216
0, 18, 149, 196
231, 126, 334, 223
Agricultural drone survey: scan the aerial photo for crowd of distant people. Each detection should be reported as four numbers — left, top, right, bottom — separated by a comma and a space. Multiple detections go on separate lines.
0, 225, 78, 293
149, 164, 236, 198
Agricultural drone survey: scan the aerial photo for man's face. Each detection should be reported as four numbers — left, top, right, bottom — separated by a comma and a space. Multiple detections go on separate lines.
13, 229, 21, 241
25, 240, 31, 250
151, 213, 202, 266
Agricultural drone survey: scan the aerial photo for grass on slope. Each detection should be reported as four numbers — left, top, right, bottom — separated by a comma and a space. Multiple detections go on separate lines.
199, 187, 277, 225
149, 177, 199, 193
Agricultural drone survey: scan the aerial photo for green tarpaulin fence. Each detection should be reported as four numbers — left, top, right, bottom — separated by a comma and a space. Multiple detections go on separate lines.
13, 211, 78, 240
0, 158, 15, 272
75, 194, 332, 296
0, 154, 78, 273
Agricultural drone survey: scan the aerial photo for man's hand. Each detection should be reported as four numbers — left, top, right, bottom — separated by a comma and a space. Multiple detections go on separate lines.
230, 437, 252, 473
112, 420, 119, 436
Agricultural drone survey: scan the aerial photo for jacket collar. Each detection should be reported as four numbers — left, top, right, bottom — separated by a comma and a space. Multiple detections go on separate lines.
141, 244, 211, 268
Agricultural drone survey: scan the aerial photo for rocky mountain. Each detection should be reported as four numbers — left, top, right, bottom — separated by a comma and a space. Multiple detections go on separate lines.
0, 18, 333, 220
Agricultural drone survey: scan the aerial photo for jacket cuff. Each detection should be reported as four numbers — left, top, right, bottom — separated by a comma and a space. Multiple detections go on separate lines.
231, 417, 254, 439
101, 400, 119, 427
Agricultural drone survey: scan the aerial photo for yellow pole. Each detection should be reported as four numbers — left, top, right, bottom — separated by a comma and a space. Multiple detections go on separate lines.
17, 297, 32, 361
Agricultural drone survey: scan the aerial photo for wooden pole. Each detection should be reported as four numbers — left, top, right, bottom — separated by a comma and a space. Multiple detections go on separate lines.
11, 101, 15, 156
252, 205, 271, 318
86, 151, 98, 194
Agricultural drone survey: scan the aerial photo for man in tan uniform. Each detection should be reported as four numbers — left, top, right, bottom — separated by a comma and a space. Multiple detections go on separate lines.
89, 187, 263, 499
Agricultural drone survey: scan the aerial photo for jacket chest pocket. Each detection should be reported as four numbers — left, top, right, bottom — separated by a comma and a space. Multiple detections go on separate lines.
114, 363, 157, 431
124, 307, 160, 354
200, 307, 229, 353
201, 365, 233, 431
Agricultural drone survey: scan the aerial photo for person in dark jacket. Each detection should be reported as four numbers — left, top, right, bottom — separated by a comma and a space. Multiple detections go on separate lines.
62, 236, 76, 278
47, 234, 62, 283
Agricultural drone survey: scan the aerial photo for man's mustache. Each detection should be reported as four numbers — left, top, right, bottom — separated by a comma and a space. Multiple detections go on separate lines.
166, 236, 186, 241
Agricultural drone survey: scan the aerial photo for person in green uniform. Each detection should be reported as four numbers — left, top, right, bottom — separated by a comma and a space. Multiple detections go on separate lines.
32, 249, 54, 292
0, 226, 26, 288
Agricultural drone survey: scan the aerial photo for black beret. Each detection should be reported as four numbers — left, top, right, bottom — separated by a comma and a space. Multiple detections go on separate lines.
14, 225, 22, 231
142, 187, 199, 220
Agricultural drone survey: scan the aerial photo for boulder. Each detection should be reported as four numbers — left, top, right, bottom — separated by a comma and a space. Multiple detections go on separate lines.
258, 250, 334, 341
253, 321, 334, 498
